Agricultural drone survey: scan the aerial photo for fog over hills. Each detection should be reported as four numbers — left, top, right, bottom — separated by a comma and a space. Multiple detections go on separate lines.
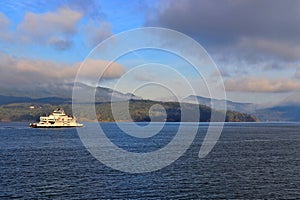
1, 83, 300, 122
254, 93, 300, 122
0, 83, 141, 104
182, 95, 257, 113
182, 95, 300, 122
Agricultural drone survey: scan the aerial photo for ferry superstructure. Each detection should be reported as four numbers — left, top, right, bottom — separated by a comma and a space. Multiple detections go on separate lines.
30, 108, 83, 128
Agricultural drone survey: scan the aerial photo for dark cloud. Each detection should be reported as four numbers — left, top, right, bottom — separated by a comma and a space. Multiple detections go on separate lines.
295, 69, 300, 79
263, 63, 284, 71
146, 0, 300, 62
63, 0, 112, 48
83, 20, 112, 47
238, 38, 300, 62
66, 0, 105, 20
49, 39, 73, 51
264, 62, 300, 71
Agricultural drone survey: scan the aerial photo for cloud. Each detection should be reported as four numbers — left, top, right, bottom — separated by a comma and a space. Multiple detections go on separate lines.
0, 12, 13, 41
17, 7, 83, 50
53, 1, 112, 48
146, 0, 300, 62
238, 37, 300, 61
48, 38, 73, 51
18, 7, 82, 36
83, 20, 113, 47
0, 52, 126, 88
76, 58, 125, 79
279, 92, 300, 105
211, 68, 231, 78
264, 62, 300, 71
225, 77, 300, 93
65, 0, 105, 20
64, 0, 112, 47
0, 52, 73, 86
295, 69, 300, 79
0, 12, 10, 29
7, 4, 111, 50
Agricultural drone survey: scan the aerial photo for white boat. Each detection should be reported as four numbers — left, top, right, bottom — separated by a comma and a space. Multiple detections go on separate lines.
29, 108, 83, 128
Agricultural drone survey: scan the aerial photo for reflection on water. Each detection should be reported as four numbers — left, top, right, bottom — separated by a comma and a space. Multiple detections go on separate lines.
0, 122, 299, 199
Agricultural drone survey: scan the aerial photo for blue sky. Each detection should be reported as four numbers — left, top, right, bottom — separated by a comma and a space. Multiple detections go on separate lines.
1, 0, 300, 105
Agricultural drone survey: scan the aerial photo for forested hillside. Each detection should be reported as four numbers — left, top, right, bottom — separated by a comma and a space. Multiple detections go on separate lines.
0, 100, 258, 122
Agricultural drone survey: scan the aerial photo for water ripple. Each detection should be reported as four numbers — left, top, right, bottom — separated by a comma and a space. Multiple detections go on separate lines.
0, 122, 299, 199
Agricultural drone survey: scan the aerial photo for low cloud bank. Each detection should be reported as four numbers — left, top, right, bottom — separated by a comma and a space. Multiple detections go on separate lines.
0, 52, 126, 96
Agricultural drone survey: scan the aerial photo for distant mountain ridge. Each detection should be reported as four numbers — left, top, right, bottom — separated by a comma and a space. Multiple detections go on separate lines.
182, 95, 257, 113
0, 100, 258, 122
1, 83, 300, 122
182, 95, 300, 122
0, 95, 33, 105
0, 95, 71, 105
0, 83, 259, 123
0, 83, 140, 105
255, 105, 300, 122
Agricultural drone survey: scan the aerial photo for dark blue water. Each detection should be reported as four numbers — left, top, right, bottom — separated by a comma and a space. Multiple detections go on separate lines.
1, 122, 299, 199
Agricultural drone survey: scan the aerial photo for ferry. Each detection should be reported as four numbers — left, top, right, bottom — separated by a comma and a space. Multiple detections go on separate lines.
29, 108, 83, 128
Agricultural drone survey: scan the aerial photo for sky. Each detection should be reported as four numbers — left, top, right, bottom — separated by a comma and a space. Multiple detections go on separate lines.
0, 0, 300, 105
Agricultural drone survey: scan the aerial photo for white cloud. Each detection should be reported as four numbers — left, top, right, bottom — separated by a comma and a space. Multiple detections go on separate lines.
0, 12, 13, 41
225, 77, 300, 93
0, 52, 126, 87
17, 7, 82, 50
76, 58, 125, 79
0, 12, 10, 29
18, 7, 82, 36
4, 6, 112, 51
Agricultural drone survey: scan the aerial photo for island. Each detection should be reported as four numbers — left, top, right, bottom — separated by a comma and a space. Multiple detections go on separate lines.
0, 99, 258, 122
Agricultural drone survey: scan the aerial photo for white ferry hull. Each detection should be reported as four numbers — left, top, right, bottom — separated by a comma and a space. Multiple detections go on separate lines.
29, 108, 83, 128
30, 123, 83, 128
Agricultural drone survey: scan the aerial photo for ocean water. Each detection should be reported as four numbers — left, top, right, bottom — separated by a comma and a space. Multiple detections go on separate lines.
0, 122, 299, 199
